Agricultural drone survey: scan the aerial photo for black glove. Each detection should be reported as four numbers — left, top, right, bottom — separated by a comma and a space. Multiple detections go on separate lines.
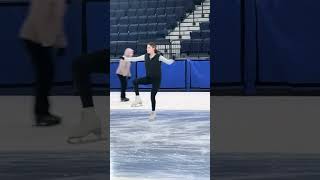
56, 48, 66, 57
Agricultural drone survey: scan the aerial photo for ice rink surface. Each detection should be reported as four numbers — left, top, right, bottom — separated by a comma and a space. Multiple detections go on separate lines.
110, 92, 210, 180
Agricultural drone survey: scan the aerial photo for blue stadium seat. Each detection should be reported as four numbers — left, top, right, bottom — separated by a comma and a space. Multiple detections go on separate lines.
200, 22, 210, 30
147, 16, 157, 24
118, 25, 128, 33
137, 43, 147, 54
138, 16, 147, 24
119, 17, 129, 25
156, 8, 165, 15
147, 23, 157, 32
127, 9, 136, 16
111, 25, 118, 33
181, 40, 191, 54
138, 32, 148, 40
110, 18, 118, 25
138, 24, 148, 32
128, 24, 138, 33
110, 3, 119, 10
130, 2, 140, 9
191, 39, 202, 54
148, 1, 158, 8
146, 8, 156, 16
157, 23, 166, 31
191, 31, 201, 39
119, 33, 129, 41
165, 7, 175, 15
128, 32, 138, 41
166, 15, 177, 28
116, 10, 126, 17
166, 0, 175, 7
111, 33, 118, 41
201, 30, 210, 39
157, 30, 167, 38
136, 9, 145, 16
129, 17, 138, 25
148, 32, 158, 40
175, 7, 185, 18
157, 15, 167, 24
203, 38, 210, 53
119, 2, 129, 10
158, 1, 166, 8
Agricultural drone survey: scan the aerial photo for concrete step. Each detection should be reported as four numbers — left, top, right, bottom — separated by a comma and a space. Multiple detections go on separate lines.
166, 35, 190, 40
184, 17, 209, 22
186, 14, 210, 18
196, 5, 210, 10
175, 26, 200, 31
180, 22, 199, 27
169, 31, 191, 36
193, 10, 210, 14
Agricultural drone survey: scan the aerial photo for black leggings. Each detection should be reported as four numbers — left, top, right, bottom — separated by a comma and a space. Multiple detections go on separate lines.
133, 76, 161, 111
73, 50, 108, 108
117, 74, 128, 98
23, 40, 54, 116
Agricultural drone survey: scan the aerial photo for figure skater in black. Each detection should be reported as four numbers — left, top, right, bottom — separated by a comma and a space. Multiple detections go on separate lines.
124, 42, 175, 121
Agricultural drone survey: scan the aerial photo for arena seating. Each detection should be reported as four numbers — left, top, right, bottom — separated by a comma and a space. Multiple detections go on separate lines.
110, 0, 204, 57
181, 21, 210, 56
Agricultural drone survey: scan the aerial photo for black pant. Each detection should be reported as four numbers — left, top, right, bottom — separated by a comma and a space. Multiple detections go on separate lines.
23, 40, 54, 116
73, 50, 108, 108
133, 76, 161, 111
117, 74, 128, 98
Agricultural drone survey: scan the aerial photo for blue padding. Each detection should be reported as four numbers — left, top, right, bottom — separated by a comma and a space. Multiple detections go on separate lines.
136, 61, 186, 89
86, 1, 109, 51
190, 60, 210, 88
213, 0, 242, 83
256, 0, 320, 84
110, 62, 136, 89
0, 6, 33, 84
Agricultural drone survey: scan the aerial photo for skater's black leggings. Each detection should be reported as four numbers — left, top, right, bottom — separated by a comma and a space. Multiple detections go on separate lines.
117, 74, 128, 98
23, 40, 54, 116
133, 76, 161, 111
73, 49, 108, 108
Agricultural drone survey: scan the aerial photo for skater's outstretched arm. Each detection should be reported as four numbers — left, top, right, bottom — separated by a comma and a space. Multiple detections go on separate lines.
159, 55, 175, 65
124, 55, 145, 62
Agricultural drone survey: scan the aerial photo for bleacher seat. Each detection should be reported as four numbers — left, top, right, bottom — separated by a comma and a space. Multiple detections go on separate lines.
128, 24, 138, 33
156, 8, 165, 15
127, 9, 136, 16
110, 0, 205, 57
118, 25, 128, 33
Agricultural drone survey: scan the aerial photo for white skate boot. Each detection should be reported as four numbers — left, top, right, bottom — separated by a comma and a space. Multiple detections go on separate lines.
131, 96, 143, 107
67, 107, 105, 144
149, 111, 156, 121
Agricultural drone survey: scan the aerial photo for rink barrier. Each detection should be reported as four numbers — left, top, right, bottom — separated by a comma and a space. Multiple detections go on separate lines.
110, 59, 210, 90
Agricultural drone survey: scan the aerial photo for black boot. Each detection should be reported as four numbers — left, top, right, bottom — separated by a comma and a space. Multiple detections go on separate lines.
35, 114, 62, 127
121, 97, 130, 102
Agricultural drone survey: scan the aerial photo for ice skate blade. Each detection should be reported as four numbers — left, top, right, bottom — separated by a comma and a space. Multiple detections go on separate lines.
67, 136, 107, 145
131, 103, 143, 107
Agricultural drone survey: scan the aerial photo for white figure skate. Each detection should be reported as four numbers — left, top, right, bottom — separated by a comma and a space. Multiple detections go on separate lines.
131, 96, 143, 107
67, 108, 106, 144
149, 111, 156, 121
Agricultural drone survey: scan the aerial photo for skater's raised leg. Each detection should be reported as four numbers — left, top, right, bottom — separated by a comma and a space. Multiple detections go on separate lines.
132, 77, 152, 107
68, 50, 108, 144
